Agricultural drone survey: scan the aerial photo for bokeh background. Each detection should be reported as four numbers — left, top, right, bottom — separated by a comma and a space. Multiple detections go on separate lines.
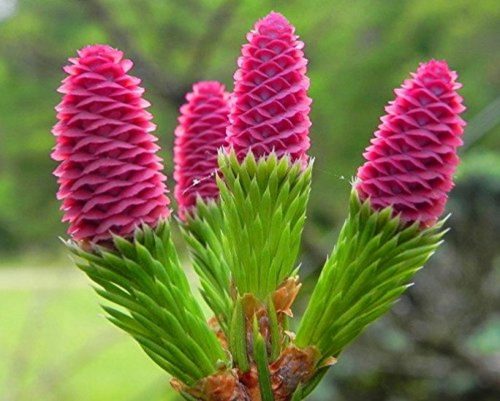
0, 0, 499, 400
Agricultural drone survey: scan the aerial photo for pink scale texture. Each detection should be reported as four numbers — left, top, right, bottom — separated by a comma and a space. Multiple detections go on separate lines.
356, 60, 466, 227
52, 45, 170, 243
173, 81, 230, 219
227, 12, 311, 164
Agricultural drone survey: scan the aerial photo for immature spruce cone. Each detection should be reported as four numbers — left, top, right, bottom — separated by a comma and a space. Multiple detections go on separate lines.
227, 12, 311, 163
174, 81, 230, 219
52, 45, 170, 243
356, 60, 466, 226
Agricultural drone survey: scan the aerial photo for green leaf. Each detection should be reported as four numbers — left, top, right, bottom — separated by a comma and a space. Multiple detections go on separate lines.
296, 191, 444, 358
67, 221, 228, 385
253, 318, 275, 401
217, 150, 312, 300
294, 366, 330, 400
267, 297, 281, 361
180, 391, 201, 401
181, 199, 233, 333
229, 297, 250, 372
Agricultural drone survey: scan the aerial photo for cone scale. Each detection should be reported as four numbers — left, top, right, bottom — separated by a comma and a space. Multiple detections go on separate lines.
174, 81, 230, 219
227, 12, 311, 163
52, 45, 170, 243
356, 60, 465, 226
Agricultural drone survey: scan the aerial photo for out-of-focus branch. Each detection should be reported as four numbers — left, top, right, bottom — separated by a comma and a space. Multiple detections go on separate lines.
170, 0, 202, 14
76, 0, 187, 106
390, 298, 500, 392
414, 337, 500, 390
186, 0, 238, 80
0, 40, 62, 74
463, 96, 500, 151
125, 0, 154, 25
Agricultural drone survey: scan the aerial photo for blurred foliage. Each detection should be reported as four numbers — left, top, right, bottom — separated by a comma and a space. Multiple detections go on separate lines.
0, 0, 499, 400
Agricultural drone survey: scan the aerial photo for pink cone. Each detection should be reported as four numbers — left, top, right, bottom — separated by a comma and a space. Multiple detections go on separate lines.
227, 12, 311, 164
52, 45, 170, 243
356, 60, 466, 227
173, 81, 230, 219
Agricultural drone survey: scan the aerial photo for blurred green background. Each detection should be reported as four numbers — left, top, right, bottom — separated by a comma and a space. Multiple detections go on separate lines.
0, 0, 499, 400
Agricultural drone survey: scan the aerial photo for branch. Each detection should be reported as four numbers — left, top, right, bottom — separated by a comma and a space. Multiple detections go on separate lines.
77, 0, 188, 106
415, 337, 500, 390
463, 96, 500, 151
186, 0, 238, 80
391, 310, 500, 391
